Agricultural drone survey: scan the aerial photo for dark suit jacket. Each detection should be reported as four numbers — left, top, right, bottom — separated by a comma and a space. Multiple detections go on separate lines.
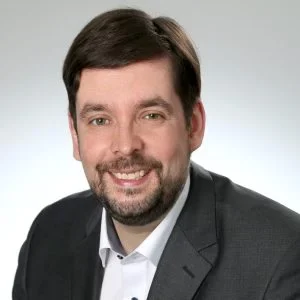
13, 163, 300, 299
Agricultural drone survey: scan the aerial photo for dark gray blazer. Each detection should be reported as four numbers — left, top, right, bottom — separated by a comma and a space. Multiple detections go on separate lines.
13, 163, 300, 299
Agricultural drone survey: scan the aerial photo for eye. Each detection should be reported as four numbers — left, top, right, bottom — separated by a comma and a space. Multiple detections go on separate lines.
90, 118, 110, 126
144, 113, 164, 120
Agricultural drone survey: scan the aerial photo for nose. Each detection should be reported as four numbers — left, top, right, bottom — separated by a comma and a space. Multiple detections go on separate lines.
111, 123, 144, 156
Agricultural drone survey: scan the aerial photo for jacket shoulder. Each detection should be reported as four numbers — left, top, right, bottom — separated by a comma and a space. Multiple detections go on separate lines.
39, 190, 98, 222
208, 169, 300, 241
27, 190, 100, 251
13, 191, 101, 298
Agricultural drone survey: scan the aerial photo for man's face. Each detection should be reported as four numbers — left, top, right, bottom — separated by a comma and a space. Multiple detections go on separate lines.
69, 57, 205, 226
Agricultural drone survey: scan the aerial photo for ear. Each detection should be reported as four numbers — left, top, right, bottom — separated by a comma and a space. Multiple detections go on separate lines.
68, 113, 81, 161
188, 100, 206, 152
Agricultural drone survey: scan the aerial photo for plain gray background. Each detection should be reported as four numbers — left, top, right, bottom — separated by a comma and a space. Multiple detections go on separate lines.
1, 0, 299, 297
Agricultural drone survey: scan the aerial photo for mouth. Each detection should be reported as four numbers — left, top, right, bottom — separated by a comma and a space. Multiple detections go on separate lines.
112, 170, 146, 180
108, 168, 153, 187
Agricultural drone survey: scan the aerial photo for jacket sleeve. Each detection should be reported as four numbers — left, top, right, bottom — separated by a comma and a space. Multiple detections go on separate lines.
12, 207, 48, 300
264, 237, 300, 299
12, 239, 30, 300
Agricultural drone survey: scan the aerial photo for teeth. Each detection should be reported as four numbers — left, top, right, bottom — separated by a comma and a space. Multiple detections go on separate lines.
114, 170, 146, 180
128, 173, 135, 180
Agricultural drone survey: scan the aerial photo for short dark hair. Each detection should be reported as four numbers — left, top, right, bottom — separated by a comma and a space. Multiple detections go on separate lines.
62, 8, 201, 128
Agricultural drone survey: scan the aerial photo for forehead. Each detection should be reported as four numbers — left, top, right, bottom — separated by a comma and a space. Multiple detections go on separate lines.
77, 57, 177, 106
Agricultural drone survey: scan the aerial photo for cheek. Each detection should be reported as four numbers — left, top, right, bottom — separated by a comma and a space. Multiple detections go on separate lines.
149, 129, 190, 168
78, 133, 109, 165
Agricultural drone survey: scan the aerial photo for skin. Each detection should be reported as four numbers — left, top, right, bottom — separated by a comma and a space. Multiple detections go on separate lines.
69, 57, 205, 253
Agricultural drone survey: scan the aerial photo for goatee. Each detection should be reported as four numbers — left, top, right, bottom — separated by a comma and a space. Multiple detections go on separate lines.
89, 153, 187, 226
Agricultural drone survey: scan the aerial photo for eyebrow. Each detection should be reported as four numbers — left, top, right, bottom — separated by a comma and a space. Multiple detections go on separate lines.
79, 103, 109, 120
136, 97, 174, 114
79, 96, 174, 120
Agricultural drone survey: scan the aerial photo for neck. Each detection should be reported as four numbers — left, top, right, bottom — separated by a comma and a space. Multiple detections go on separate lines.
112, 217, 164, 255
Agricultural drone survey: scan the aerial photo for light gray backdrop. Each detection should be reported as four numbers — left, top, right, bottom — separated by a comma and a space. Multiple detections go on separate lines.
1, 0, 299, 297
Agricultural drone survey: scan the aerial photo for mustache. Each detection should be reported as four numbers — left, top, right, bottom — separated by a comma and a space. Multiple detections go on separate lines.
95, 153, 163, 174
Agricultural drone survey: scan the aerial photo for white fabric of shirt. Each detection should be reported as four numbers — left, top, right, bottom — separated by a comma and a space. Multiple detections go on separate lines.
99, 175, 190, 300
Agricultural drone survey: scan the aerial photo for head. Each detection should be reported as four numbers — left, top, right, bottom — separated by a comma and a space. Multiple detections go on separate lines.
63, 8, 205, 226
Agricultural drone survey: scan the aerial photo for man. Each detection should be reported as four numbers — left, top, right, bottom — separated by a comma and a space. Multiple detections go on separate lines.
13, 8, 300, 300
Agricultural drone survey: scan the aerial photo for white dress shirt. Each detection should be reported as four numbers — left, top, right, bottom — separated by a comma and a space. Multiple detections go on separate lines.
99, 175, 190, 300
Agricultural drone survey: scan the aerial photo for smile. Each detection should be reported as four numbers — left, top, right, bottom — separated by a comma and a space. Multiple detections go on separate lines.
112, 170, 146, 180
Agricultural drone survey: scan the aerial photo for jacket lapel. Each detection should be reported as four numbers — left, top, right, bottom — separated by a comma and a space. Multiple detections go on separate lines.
71, 205, 104, 300
147, 164, 218, 300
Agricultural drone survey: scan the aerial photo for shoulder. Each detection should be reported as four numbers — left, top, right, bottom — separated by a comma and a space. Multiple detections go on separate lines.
13, 191, 101, 297
213, 170, 300, 234
191, 162, 300, 240
26, 190, 101, 251
35, 190, 98, 226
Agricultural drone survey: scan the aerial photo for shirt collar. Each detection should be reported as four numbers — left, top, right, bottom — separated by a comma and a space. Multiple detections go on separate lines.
99, 174, 190, 267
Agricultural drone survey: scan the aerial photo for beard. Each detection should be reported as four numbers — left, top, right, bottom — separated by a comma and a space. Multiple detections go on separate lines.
89, 152, 188, 226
